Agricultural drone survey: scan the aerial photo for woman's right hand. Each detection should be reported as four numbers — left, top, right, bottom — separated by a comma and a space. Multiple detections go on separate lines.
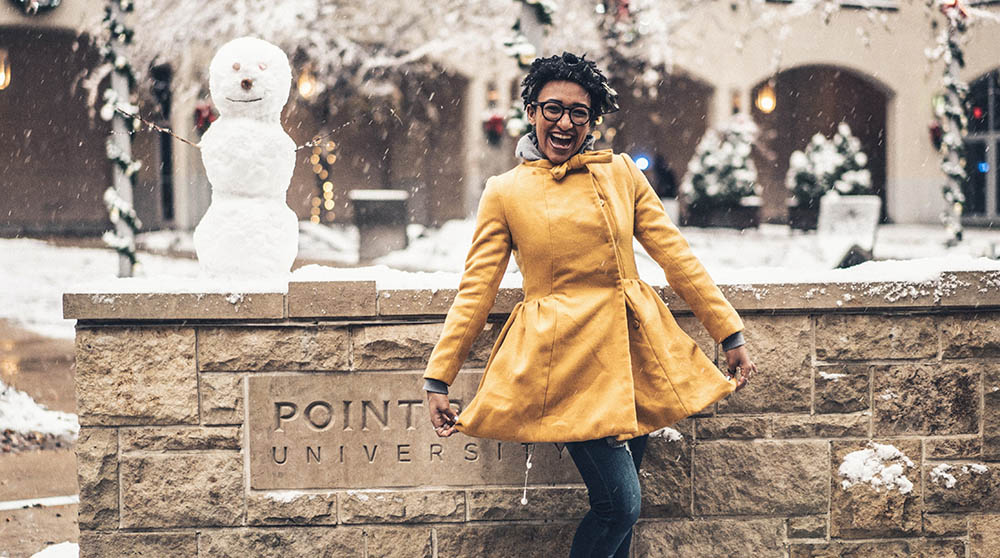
427, 392, 458, 437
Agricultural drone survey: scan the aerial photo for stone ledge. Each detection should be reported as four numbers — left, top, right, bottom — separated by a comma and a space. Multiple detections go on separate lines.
288, 281, 376, 318
64, 271, 1000, 321
64, 292, 285, 320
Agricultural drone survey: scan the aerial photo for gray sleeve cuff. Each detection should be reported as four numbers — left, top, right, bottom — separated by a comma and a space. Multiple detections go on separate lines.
423, 378, 449, 394
721, 331, 745, 351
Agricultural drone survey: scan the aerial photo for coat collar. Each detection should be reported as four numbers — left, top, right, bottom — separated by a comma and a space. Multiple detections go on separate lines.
523, 150, 614, 180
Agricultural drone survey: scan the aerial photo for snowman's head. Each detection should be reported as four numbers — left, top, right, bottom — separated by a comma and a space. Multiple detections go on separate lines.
209, 37, 291, 121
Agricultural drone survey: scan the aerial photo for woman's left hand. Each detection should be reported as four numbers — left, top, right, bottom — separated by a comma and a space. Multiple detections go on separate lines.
723, 345, 757, 392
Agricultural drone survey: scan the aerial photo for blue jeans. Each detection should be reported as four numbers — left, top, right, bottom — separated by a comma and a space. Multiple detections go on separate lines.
566, 435, 649, 558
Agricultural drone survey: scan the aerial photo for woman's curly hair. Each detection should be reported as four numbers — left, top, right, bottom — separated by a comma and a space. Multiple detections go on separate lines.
520, 52, 620, 119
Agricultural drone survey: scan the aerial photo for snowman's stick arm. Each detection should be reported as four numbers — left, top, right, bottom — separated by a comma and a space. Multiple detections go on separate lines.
115, 107, 201, 149
295, 123, 354, 152
117, 107, 355, 153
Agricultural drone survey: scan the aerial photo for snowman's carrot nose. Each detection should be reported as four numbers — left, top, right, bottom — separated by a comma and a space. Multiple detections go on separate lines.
241, 78, 253, 91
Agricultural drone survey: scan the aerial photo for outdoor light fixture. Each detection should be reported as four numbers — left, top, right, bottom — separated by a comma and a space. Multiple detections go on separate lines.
0, 49, 11, 91
297, 64, 317, 100
634, 155, 650, 171
756, 82, 777, 114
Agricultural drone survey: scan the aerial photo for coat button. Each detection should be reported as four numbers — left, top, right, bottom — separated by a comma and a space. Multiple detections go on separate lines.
633, 319, 640, 329
599, 199, 606, 206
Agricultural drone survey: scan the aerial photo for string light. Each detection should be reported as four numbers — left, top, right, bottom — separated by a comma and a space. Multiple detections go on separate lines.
309, 135, 340, 223
0, 49, 11, 91
298, 63, 318, 100
755, 82, 777, 114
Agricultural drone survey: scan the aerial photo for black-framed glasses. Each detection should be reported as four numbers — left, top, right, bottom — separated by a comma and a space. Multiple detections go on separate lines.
531, 100, 593, 126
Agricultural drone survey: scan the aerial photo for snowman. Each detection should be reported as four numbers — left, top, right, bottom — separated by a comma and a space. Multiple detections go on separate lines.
193, 37, 299, 279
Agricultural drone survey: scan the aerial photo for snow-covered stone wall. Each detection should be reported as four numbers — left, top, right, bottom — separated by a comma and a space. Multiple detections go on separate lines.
64, 274, 1000, 557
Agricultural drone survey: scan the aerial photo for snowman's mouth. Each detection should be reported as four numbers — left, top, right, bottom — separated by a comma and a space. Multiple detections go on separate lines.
226, 97, 263, 103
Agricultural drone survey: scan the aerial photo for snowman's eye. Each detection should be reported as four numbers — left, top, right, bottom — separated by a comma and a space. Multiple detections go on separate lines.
258, 62, 267, 71
232, 62, 241, 71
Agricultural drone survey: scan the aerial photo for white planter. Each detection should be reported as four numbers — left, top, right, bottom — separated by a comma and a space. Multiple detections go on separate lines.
817, 192, 882, 267
660, 197, 680, 225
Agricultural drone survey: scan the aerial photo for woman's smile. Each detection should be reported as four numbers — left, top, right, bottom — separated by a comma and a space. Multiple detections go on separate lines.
547, 130, 576, 151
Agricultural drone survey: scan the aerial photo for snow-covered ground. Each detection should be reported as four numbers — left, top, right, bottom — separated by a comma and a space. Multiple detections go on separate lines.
4, 221, 1000, 341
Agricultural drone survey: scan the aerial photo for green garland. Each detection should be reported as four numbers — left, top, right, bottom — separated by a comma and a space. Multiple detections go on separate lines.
99, 0, 143, 275
932, 0, 968, 245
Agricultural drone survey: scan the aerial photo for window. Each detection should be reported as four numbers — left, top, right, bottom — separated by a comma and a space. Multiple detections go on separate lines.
963, 70, 1000, 223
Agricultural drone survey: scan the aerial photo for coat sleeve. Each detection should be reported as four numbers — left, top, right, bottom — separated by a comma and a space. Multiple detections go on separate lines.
626, 154, 744, 343
424, 177, 513, 386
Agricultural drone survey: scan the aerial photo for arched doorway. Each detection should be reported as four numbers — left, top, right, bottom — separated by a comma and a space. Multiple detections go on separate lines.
750, 65, 891, 223
0, 27, 111, 235
963, 68, 1000, 226
285, 69, 470, 227
604, 71, 714, 199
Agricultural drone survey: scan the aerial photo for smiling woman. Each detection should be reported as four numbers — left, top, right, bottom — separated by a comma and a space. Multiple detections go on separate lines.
422, 52, 757, 558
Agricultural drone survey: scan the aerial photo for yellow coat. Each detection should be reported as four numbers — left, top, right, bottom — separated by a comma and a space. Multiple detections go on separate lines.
424, 150, 743, 443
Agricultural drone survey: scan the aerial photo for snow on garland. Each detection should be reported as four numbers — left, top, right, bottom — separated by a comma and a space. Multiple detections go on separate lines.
681, 114, 761, 208
927, 0, 969, 245
514, 0, 557, 26
786, 122, 873, 209
99, 0, 143, 276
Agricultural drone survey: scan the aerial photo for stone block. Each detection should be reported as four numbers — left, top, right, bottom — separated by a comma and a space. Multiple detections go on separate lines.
466, 487, 588, 521
789, 540, 965, 558
815, 314, 936, 361
75, 327, 197, 425
64, 292, 284, 320
79, 531, 197, 558
873, 363, 980, 436
640, 436, 692, 517
120, 426, 241, 451
352, 322, 498, 371
76, 427, 118, 530
925, 461, 1000, 512
923, 514, 968, 537
695, 416, 770, 440
986, 365, 1000, 461
120, 453, 243, 528
941, 313, 1000, 358
788, 515, 827, 539
772, 413, 869, 438
247, 491, 337, 525
635, 518, 785, 558
339, 489, 465, 523
199, 528, 366, 557
675, 316, 716, 362
287, 280, 377, 318
694, 440, 827, 515
717, 315, 811, 414
926, 437, 982, 460
377, 289, 456, 316
815, 364, 870, 414
200, 373, 245, 425
363, 527, 435, 558
971, 515, 1000, 558
494, 288, 526, 314
435, 523, 576, 557
198, 326, 350, 371
830, 440, 921, 538
669, 418, 695, 439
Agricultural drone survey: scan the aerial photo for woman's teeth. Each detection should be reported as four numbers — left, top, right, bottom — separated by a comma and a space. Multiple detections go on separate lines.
549, 134, 574, 149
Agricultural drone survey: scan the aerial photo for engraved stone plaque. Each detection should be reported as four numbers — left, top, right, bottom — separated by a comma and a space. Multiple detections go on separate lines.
248, 373, 580, 489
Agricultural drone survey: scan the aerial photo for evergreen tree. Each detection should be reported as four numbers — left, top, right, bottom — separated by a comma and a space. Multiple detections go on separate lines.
681, 114, 760, 209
